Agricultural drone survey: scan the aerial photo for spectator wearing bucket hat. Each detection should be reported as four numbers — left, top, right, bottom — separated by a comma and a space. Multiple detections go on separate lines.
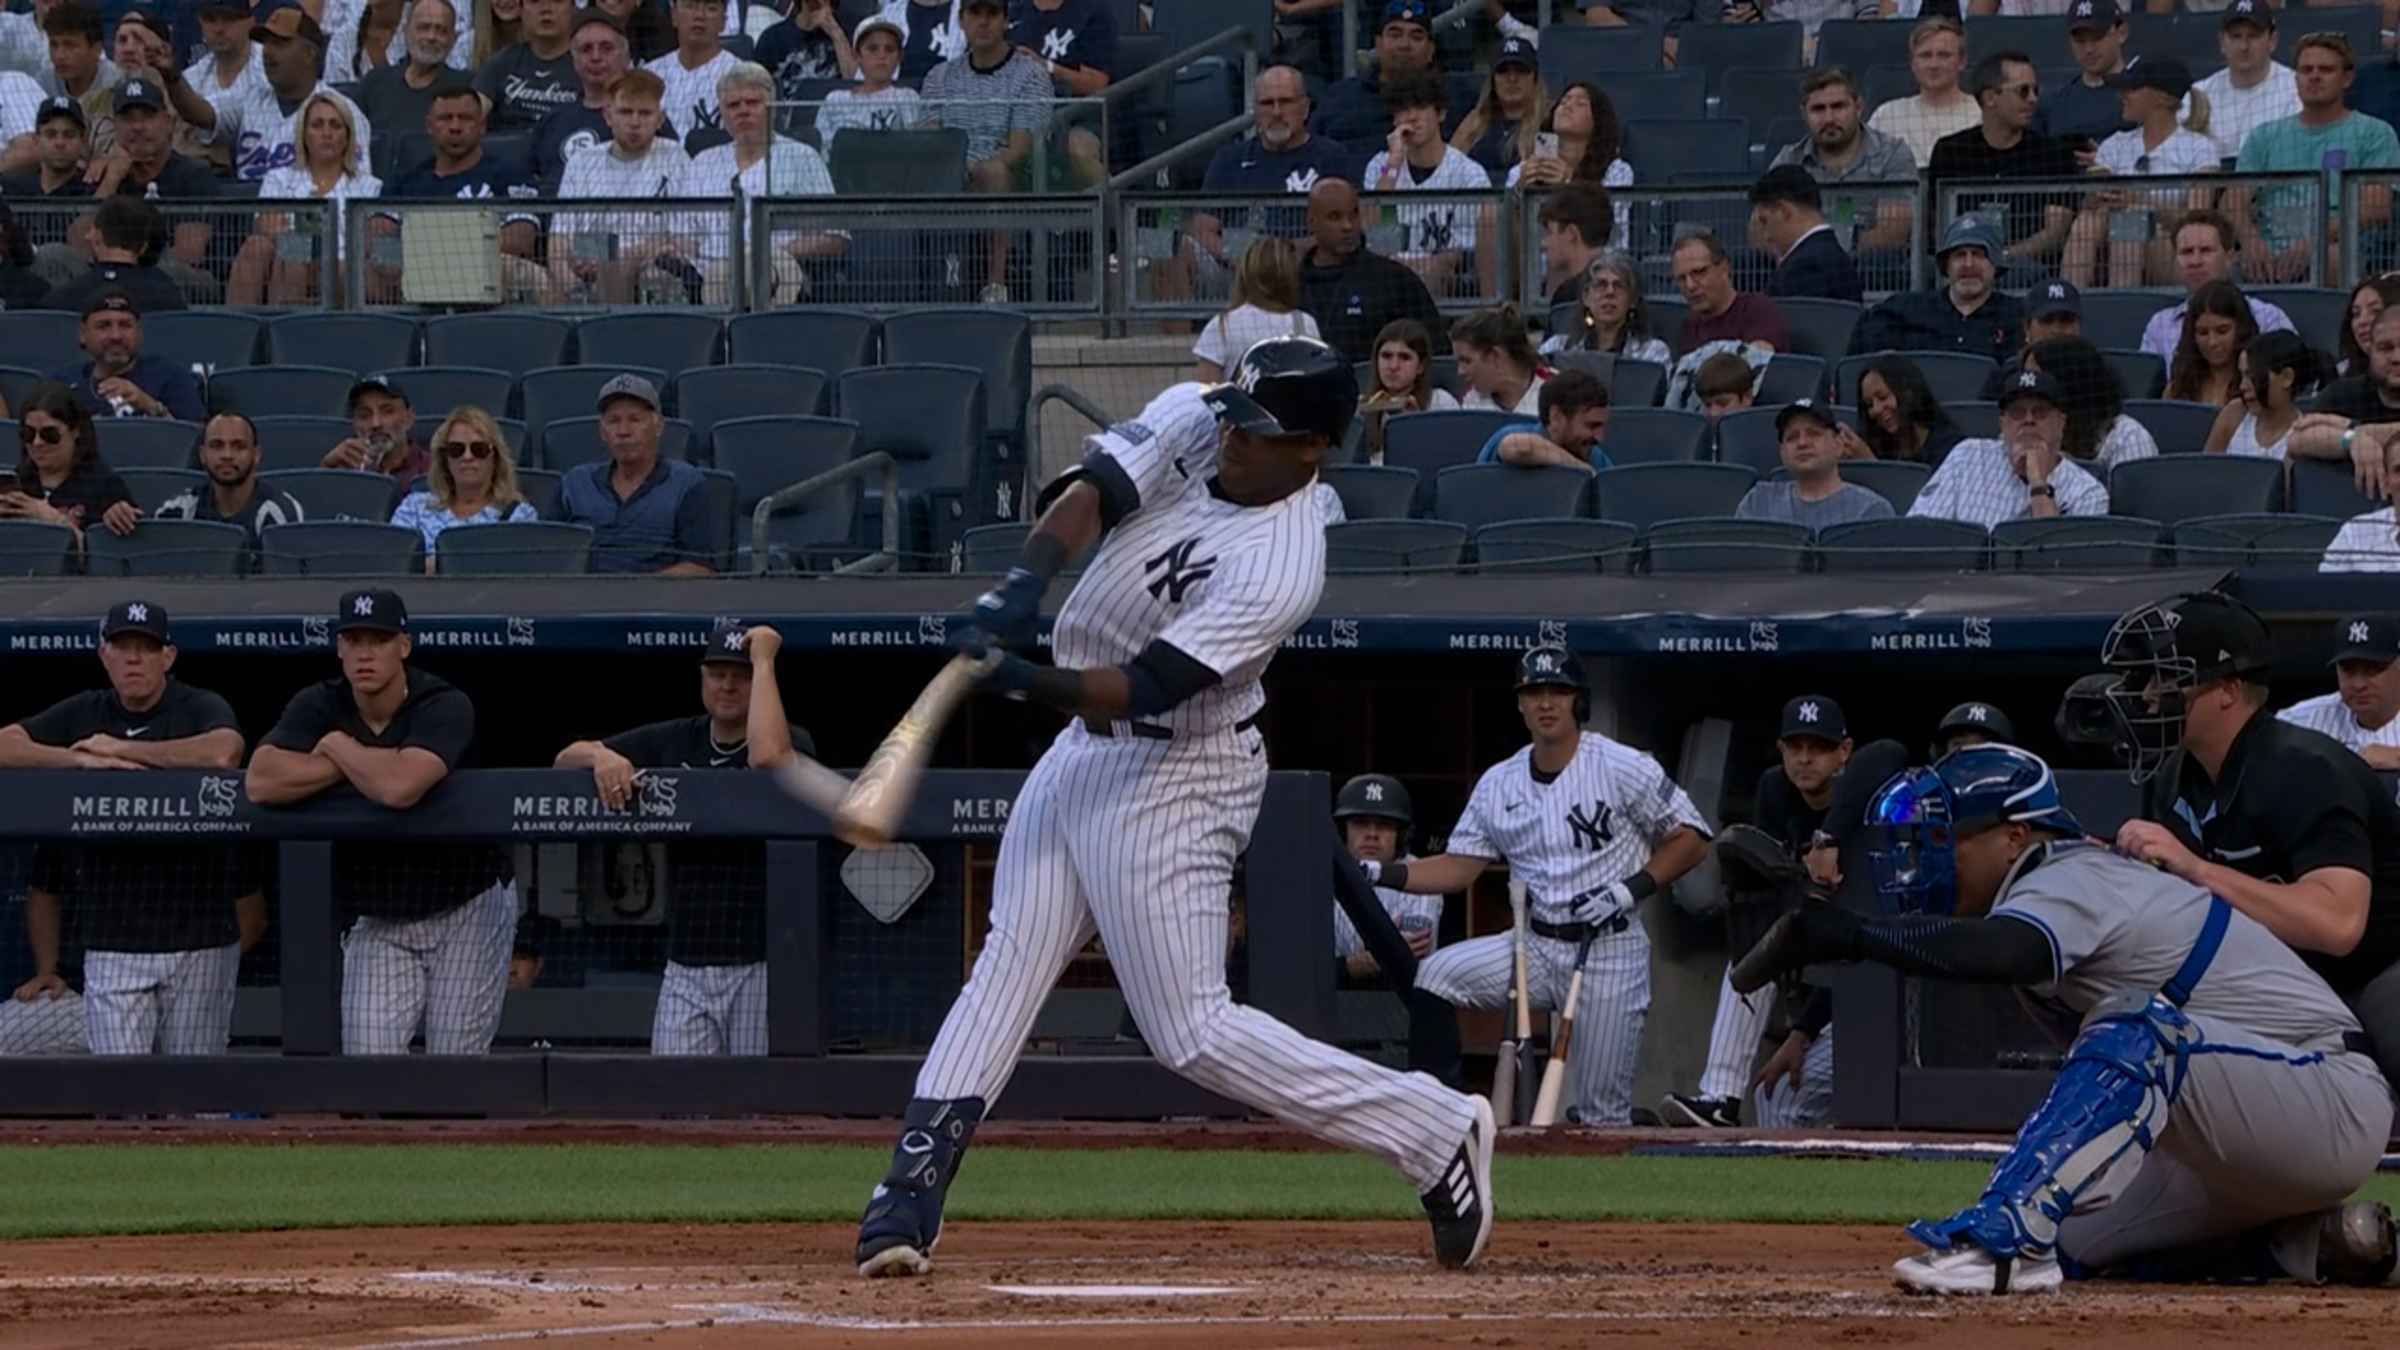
1850, 214, 2025, 359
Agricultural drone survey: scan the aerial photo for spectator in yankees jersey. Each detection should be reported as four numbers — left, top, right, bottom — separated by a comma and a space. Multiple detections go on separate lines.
673, 60, 840, 304
643, 0, 739, 155
813, 12, 919, 151
1361, 67, 1492, 295
227, 91, 380, 305
476, 0, 578, 131
555, 619, 813, 1056
1167, 64, 1349, 305
530, 10, 669, 193
1011, 0, 1115, 189
2277, 613, 2400, 770
372, 82, 545, 303
166, 0, 373, 185
550, 68, 688, 304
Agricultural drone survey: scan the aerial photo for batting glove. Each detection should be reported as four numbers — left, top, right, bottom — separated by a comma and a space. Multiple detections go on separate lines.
1560, 880, 1635, 924
959, 567, 1047, 655
976, 651, 1041, 701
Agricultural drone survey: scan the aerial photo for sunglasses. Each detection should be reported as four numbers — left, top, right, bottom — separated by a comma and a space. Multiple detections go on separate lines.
19, 424, 65, 446
441, 440, 496, 461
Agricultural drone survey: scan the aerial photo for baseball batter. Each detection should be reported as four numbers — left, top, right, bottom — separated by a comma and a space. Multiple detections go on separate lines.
1369, 646, 1711, 1125
855, 337, 1498, 1279
1736, 744, 2394, 1295
2276, 612, 2400, 771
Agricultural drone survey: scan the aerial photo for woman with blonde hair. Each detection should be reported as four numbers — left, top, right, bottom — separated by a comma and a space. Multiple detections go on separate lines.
1191, 236, 1321, 383
389, 406, 539, 572
229, 92, 382, 304
2066, 62, 2216, 287
1451, 40, 1548, 181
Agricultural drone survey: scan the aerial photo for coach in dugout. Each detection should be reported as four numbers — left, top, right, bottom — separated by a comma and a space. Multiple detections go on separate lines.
2275, 613, 2400, 768
247, 588, 516, 1056
0, 601, 263, 1055
554, 618, 812, 1056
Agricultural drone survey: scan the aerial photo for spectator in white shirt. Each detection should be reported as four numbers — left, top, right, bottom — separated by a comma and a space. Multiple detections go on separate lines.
1909, 366, 2110, 526
228, 91, 380, 304
815, 13, 920, 152
1361, 66, 1491, 297
2194, 0, 2296, 162
2064, 59, 2218, 288
2275, 614, 2400, 768
551, 67, 689, 303
169, 0, 264, 171
1866, 16, 1978, 169
1192, 235, 1320, 383
644, 0, 738, 154
1451, 304, 1547, 415
2137, 209, 2295, 359
672, 60, 839, 304
167, 0, 373, 185
2323, 506, 2400, 574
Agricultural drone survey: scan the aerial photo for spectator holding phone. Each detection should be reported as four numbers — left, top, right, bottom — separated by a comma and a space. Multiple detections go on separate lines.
52, 290, 202, 422
0, 381, 137, 542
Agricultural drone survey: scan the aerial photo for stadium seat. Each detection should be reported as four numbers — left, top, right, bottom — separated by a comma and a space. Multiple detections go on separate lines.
1594, 462, 1757, 530
712, 415, 865, 570
1324, 519, 1470, 573
576, 313, 724, 386
2249, 287, 2347, 341
727, 308, 878, 374
436, 521, 593, 575
1967, 14, 2066, 64
516, 467, 562, 518
250, 415, 355, 472
421, 313, 574, 375
94, 418, 201, 469
1471, 517, 1638, 574
2077, 290, 2163, 351
1549, 351, 1667, 410
695, 467, 737, 572
260, 468, 401, 521
2289, 458, 2384, 520
1645, 299, 1689, 353
2141, 13, 2224, 74
539, 416, 695, 472
0, 311, 79, 370
826, 127, 969, 194
1381, 410, 1530, 512
208, 365, 355, 417
1713, 67, 1805, 146
1623, 118, 1753, 183
2167, 513, 2343, 568
1843, 459, 1935, 514
0, 365, 45, 413
1816, 516, 1989, 572
1861, 64, 1914, 113
1432, 464, 1593, 530
85, 518, 249, 576
1712, 408, 1787, 475
2121, 399, 2223, 454
1643, 516, 1810, 573
838, 364, 987, 568
2278, 7, 2379, 67
882, 307, 1035, 519
145, 311, 264, 375
117, 466, 203, 514
675, 364, 829, 451
1815, 18, 1916, 79
1586, 69, 1704, 120
2101, 348, 2164, 399
1990, 515, 2164, 570
377, 365, 515, 421
258, 520, 424, 576
1677, 22, 1803, 92
1539, 24, 1665, 86
1756, 354, 1827, 404
520, 365, 668, 463
2108, 455, 2281, 523
1838, 351, 1996, 405
0, 520, 75, 575
1776, 299, 1864, 363
959, 522, 1028, 574
265, 313, 418, 372
1945, 401, 1999, 438
1319, 464, 1419, 521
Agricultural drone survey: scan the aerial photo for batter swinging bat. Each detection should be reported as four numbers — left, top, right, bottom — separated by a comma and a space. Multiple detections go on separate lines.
775, 651, 999, 847
1529, 933, 1597, 1127
1492, 880, 1530, 1126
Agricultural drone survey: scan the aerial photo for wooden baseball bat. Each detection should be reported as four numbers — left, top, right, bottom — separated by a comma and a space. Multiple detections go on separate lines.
775, 651, 996, 848
1491, 881, 1530, 1126
1529, 934, 1597, 1128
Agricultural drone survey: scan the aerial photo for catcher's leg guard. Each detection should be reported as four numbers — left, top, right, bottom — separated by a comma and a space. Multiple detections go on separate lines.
857, 1096, 985, 1277
1909, 992, 2198, 1261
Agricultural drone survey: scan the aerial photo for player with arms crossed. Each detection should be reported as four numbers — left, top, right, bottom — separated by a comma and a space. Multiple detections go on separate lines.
1368, 646, 1711, 1125
1736, 745, 2394, 1295
854, 336, 1501, 1278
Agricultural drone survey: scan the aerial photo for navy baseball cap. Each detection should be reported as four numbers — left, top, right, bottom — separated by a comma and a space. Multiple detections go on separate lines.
347, 374, 408, 409
100, 600, 170, 643
2032, 279, 2081, 319
1774, 397, 1840, 436
2066, 0, 2121, 32
2221, 0, 2273, 29
2333, 613, 2400, 666
702, 617, 753, 666
34, 95, 84, 130
1383, 0, 1433, 30
335, 588, 408, 635
1494, 36, 1536, 71
1780, 695, 1848, 742
1997, 366, 2067, 411
113, 78, 165, 114
2110, 58, 2192, 101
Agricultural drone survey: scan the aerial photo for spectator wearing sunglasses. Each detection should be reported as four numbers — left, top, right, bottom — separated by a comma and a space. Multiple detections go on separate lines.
388, 404, 539, 572
0, 381, 138, 543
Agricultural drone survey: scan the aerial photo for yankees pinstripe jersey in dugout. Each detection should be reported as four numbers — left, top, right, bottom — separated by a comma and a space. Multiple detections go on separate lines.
2277, 695, 2400, 755
1447, 735, 1711, 926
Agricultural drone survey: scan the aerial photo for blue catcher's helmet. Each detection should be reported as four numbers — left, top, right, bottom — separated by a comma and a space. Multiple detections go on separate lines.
1865, 745, 2083, 914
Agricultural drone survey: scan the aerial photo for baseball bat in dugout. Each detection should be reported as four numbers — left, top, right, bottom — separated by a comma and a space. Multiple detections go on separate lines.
1491, 880, 1530, 1126
1528, 933, 1597, 1127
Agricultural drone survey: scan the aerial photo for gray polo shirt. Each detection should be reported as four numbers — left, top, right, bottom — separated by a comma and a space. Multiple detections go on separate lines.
1735, 480, 1894, 530
1769, 126, 1920, 184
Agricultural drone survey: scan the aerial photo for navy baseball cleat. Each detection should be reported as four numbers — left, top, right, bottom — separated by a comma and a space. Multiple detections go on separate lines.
1661, 1093, 1740, 1128
1420, 1095, 1496, 1270
855, 1096, 984, 1279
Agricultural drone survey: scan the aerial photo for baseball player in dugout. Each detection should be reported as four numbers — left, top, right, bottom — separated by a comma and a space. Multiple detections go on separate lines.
247, 588, 517, 1056
1331, 772, 1464, 1087
856, 336, 1503, 1282
1366, 645, 1712, 1125
2273, 613, 2400, 767
554, 618, 812, 1056
0, 600, 265, 1056
2067, 590, 2400, 1091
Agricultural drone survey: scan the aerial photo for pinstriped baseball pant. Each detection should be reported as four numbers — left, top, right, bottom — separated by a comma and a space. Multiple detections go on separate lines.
83, 944, 241, 1055
341, 881, 516, 1055
1699, 968, 1774, 1101
0, 990, 86, 1054
916, 723, 1479, 1191
1416, 925, 1650, 1125
651, 960, 768, 1056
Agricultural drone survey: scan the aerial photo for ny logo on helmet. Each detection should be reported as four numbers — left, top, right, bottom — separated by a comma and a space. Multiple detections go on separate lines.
1967, 704, 1990, 722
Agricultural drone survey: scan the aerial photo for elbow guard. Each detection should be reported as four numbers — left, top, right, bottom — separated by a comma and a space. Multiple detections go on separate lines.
1122, 640, 1220, 718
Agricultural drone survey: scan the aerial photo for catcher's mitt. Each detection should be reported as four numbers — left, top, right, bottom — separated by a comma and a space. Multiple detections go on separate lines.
1714, 823, 1809, 960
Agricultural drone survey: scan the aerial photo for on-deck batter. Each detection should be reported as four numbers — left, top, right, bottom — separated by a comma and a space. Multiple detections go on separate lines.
853, 336, 1497, 1279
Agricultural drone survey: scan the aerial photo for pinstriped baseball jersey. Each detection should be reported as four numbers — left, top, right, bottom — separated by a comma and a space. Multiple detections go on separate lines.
1333, 858, 1443, 959
2275, 694, 2400, 754
1051, 383, 1332, 735
1446, 733, 1709, 924
1906, 439, 2110, 527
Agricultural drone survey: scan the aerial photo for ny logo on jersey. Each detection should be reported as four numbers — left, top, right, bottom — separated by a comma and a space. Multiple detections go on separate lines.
1417, 210, 1457, 253
1285, 167, 1321, 194
1040, 27, 1076, 60
1145, 536, 1217, 603
1566, 800, 1614, 852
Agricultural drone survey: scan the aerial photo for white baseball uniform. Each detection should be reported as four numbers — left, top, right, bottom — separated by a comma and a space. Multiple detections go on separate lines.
2276, 694, 2400, 755
912, 383, 1480, 1191
1416, 733, 1710, 1124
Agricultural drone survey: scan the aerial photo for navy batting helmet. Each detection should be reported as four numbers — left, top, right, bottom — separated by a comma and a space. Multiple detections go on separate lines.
1200, 335, 1360, 446
1515, 644, 1589, 723
1334, 773, 1413, 830
1933, 701, 2017, 755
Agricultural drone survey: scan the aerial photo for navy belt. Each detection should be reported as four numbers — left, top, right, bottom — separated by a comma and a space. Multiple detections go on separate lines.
1080, 712, 1261, 741
1530, 913, 1631, 943
2346, 1031, 2375, 1057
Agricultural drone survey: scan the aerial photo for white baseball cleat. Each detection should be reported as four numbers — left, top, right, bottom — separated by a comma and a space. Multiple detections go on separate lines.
858, 1242, 933, 1279
1893, 1245, 2062, 1296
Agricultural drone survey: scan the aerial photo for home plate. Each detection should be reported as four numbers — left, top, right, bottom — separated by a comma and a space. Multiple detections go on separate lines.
986, 1284, 1244, 1298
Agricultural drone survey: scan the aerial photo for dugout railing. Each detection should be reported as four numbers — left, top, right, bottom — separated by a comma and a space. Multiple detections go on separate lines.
0, 767, 1333, 1119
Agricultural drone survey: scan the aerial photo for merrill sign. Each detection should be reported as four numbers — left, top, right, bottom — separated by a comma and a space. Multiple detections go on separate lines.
509, 773, 692, 835
67, 776, 252, 835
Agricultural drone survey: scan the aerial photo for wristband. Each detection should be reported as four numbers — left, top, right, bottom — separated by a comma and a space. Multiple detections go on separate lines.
1365, 860, 1410, 892
1620, 871, 1658, 902
2028, 483, 2056, 499
2342, 426, 2360, 458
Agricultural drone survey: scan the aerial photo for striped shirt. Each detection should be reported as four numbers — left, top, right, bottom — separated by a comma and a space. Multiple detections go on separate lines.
920, 47, 1054, 163
1907, 437, 2109, 527
1332, 857, 1443, 960
2276, 693, 2400, 755
1447, 732, 1709, 927
1361, 145, 1492, 257
2322, 508, 2400, 573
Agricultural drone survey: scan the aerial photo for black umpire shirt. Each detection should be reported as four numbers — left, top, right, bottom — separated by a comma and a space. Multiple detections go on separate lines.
601, 715, 817, 968
2143, 711, 2400, 995
20, 681, 258, 953
262, 666, 508, 921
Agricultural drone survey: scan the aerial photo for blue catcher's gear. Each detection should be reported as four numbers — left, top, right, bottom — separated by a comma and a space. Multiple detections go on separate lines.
1866, 745, 2084, 915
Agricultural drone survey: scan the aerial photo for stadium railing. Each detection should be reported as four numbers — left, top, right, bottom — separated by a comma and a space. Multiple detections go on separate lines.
14, 199, 341, 309
2338, 169, 2400, 284
747, 193, 1108, 314
1121, 189, 1513, 318
1519, 181, 1925, 304
772, 95, 1111, 195
1931, 171, 2331, 291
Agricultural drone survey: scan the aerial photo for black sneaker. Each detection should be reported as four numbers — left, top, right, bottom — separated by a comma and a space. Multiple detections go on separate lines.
1420, 1096, 1496, 1270
1660, 1093, 1740, 1128
855, 1097, 983, 1278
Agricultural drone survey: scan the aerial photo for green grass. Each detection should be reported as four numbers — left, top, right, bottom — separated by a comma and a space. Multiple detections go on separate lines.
4, 1144, 2398, 1241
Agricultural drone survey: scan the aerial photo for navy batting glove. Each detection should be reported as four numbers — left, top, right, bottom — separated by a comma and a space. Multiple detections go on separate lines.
977, 651, 1041, 701
959, 566, 1047, 653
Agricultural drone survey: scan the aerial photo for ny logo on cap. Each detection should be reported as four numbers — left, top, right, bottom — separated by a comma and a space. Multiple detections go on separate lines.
2353, 622, 2373, 644
352, 596, 374, 616
1967, 704, 1990, 722
1798, 701, 1820, 723
2073, 0, 2092, 14
2018, 371, 2040, 388
2047, 284, 2066, 298
126, 603, 148, 623
724, 630, 745, 651
1534, 654, 1557, 673
1365, 783, 1385, 801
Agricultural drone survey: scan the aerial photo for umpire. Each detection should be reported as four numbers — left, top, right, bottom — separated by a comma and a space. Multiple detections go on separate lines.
554, 618, 812, 1057
1329, 772, 1461, 1087
2089, 590, 2400, 1086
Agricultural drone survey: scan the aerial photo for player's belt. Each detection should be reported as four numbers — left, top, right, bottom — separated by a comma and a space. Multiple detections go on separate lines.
1079, 712, 1262, 741
1529, 913, 1631, 943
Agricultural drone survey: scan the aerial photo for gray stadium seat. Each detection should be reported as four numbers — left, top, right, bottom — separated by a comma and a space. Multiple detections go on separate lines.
1593, 462, 1757, 530
1756, 354, 1828, 404
85, 519, 249, 576
1539, 24, 1665, 86
0, 365, 44, 413
117, 466, 202, 514
516, 468, 562, 518
1381, 410, 1528, 512
379, 366, 515, 420
1324, 519, 1470, 573
1843, 459, 1934, 514
1714, 67, 1805, 145
576, 313, 724, 386
827, 127, 969, 194
0, 520, 75, 575
2102, 348, 2164, 400
695, 467, 737, 572
2108, 455, 2281, 523
0, 311, 78, 370
959, 523, 1028, 574
2277, 8, 2379, 67
208, 365, 355, 417
1839, 351, 1997, 405
2077, 290, 2163, 351
1677, 22, 1802, 92
1588, 357, 1665, 409
709, 415, 864, 570
1646, 298, 1689, 353
1644, 516, 1811, 573
259, 520, 424, 576
883, 307, 1035, 523
2249, 287, 2347, 341
539, 416, 695, 472
145, 311, 264, 375
260, 469, 400, 521
1581, 69, 1703, 119
94, 418, 201, 469
2121, 399, 2222, 454
421, 313, 574, 375
727, 308, 878, 374
2141, 13, 2225, 76
520, 365, 669, 464
1432, 464, 1593, 531
1777, 299, 1864, 363
1815, 18, 1915, 79
436, 521, 593, 575
265, 313, 418, 372
1945, 401, 1999, 438
838, 363, 987, 569
1320, 464, 1418, 521
1712, 408, 1787, 476
2166, 513, 2343, 568
1471, 517, 1638, 574
1817, 516, 1989, 572
1623, 118, 1752, 183
2290, 458, 2384, 520
250, 415, 355, 473
1991, 515, 2164, 570
675, 364, 829, 452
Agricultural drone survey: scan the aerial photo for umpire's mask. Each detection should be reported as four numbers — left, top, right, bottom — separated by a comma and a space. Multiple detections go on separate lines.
2093, 592, 2272, 784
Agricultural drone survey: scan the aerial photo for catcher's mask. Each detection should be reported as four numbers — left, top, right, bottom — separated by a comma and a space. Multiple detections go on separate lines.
2090, 592, 2271, 784
1865, 745, 2081, 916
